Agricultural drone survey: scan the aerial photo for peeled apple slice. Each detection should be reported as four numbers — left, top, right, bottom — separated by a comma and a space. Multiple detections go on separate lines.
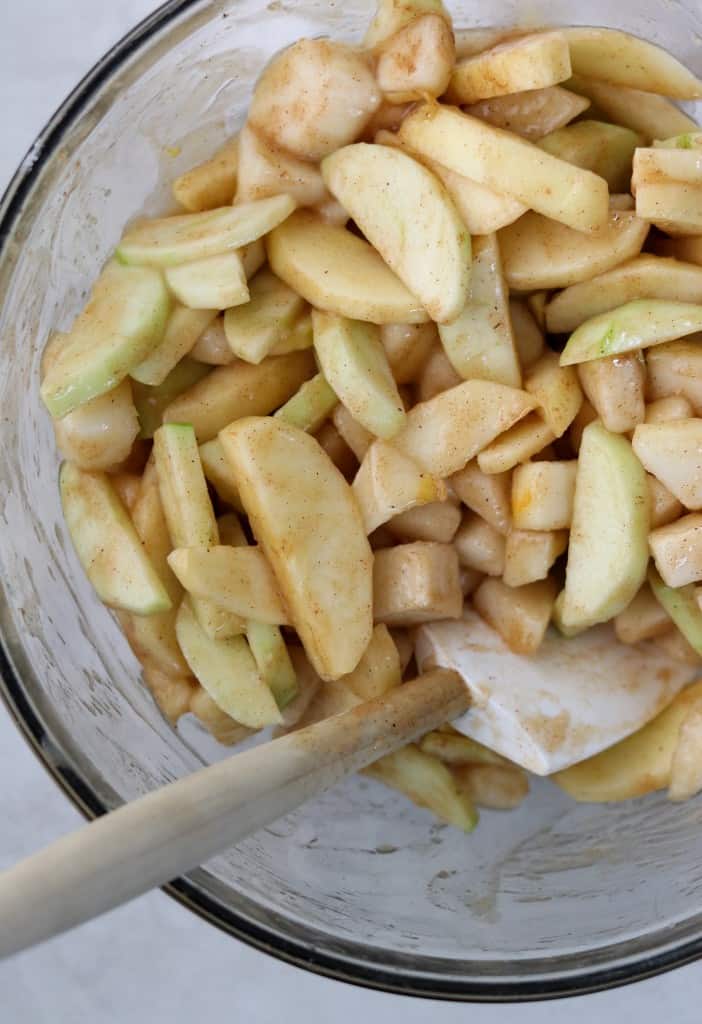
446, 31, 572, 105
175, 599, 281, 729
353, 440, 447, 533
116, 195, 296, 267
41, 261, 171, 419
224, 268, 306, 365
219, 417, 373, 680
566, 76, 698, 144
267, 210, 428, 324
322, 143, 470, 323
312, 311, 406, 439
557, 422, 649, 632
131, 307, 217, 387
60, 462, 171, 615
164, 252, 249, 311
365, 0, 451, 49
560, 300, 702, 366
168, 546, 290, 625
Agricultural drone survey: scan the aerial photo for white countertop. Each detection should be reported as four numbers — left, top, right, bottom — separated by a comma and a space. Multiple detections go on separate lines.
1, 2, 701, 1020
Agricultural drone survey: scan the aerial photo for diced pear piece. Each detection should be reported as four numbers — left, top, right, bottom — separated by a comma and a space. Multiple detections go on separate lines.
59, 463, 171, 615
380, 322, 437, 384
450, 461, 511, 535
557, 422, 649, 631
635, 182, 702, 236
189, 317, 233, 366
131, 307, 217, 386
499, 208, 649, 291
553, 680, 702, 803
473, 577, 557, 656
172, 138, 239, 212
163, 349, 315, 442
168, 546, 290, 625
633, 419, 702, 510
512, 460, 577, 531
560, 300, 702, 366
524, 350, 583, 437
563, 27, 702, 99
340, 624, 401, 700
453, 515, 506, 576
274, 373, 337, 433
438, 233, 520, 388
649, 514, 702, 588
376, 14, 454, 102
645, 396, 694, 424
219, 417, 373, 680
267, 210, 428, 324
647, 340, 702, 415
503, 529, 568, 588
650, 567, 702, 656
477, 413, 555, 475
54, 380, 139, 472
648, 474, 684, 529
223, 268, 306, 365
538, 120, 641, 193
391, 380, 536, 477
116, 196, 296, 267
388, 500, 461, 543
545, 256, 702, 334
235, 123, 329, 207
365, 0, 451, 49
465, 86, 589, 140
132, 358, 209, 440
446, 32, 572, 104
353, 440, 446, 534
248, 39, 381, 160
164, 253, 248, 311
41, 262, 171, 418
578, 353, 645, 434
175, 599, 281, 729
416, 345, 462, 402
322, 143, 470, 323
567, 76, 698, 144
372, 541, 462, 626
399, 104, 609, 233
312, 311, 406, 438
509, 300, 544, 369
614, 583, 672, 645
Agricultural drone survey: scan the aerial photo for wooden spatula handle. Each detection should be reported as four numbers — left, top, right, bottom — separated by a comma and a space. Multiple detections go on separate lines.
0, 668, 467, 959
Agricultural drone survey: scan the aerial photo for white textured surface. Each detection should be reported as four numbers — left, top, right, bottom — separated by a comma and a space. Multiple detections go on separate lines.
0, 2, 701, 1020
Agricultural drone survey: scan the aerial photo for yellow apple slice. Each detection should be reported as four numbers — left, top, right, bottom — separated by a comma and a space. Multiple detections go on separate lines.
560, 299, 702, 366
168, 546, 290, 625
447, 32, 572, 104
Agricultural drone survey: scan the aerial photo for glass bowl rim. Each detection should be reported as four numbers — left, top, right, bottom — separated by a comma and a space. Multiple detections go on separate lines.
1, 0, 702, 1000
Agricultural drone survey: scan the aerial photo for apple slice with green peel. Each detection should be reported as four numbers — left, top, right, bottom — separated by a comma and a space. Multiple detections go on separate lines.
557, 422, 649, 632
223, 268, 306, 365
131, 357, 209, 439
164, 252, 248, 311
567, 77, 699, 144
274, 373, 338, 433
41, 261, 171, 419
538, 120, 642, 193
59, 462, 171, 615
168, 546, 290, 625
245, 622, 298, 711
560, 299, 702, 366
312, 311, 406, 439
267, 210, 428, 324
116, 195, 296, 267
175, 599, 281, 729
321, 143, 471, 323
218, 417, 373, 680
131, 307, 217, 387
649, 567, 702, 657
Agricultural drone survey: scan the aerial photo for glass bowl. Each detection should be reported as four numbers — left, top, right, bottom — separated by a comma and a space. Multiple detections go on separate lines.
2, 0, 702, 1002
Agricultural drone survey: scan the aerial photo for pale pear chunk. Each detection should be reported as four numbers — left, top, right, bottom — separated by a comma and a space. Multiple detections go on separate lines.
649, 514, 702, 588
376, 13, 455, 102
465, 86, 589, 140
219, 417, 373, 680
614, 583, 672, 645
645, 396, 694, 424
557, 422, 649, 631
633, 419, 702, 510
353, 440, 446, 534
416, 345, 462, 402
388, 500, 461, 543
54, 380, 139, 472
648, 475, 684, 529
399, 104, 609, 233
267, 211, 428, 324
450, 461, 511, 535
447, 32, 572, 105
578, 353, 646, 434
561, 300, 702, 366
453, 514, 505, 576
248, 39, 381, 160
322, 143, 470, 322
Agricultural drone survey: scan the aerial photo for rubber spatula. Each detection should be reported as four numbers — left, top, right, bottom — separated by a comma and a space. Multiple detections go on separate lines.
0, 618, 694, 958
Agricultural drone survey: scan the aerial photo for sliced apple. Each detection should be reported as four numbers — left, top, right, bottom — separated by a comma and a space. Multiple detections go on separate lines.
567, 76, 698, 144
131, 357, 209, 439
245, 621, 298, 711
364, 0, 451, 49
649, 567, 702, 656
312, 311, 406, 439
524, 350, 583, 437
353, 440, 446, 534
131, 307, 216, 387
465, 86, 589, 140
168, 546, 290, 625
188, 317, 233, 366
175, 599, 281, 729
512, 460, 577, 531
499, 208, 649, 292
164, 253, 248, 311
632, 419, 702, 510
219, 417, 373, 680
647, 340, 702, 415
41, 261, 171, 419
503, 529, 568, 588
447, 32, 571, 104
235, 123, 329, 207
340, 623, 401, 701
560, 300, 702, 366
635, 182, 702, 236
54, 380, 139, 472
322, 143, 470, 322
578, 353, 645, 434
649, 514, 702, 588
223, 268, 306, 365
198, 439, 243, 511
116, 195, 296, 267
59, 462, 171, 615
453, 514, 506, 576
633, 145, 702, 190
274, 373, 338, 434
391, 379, 536, 477
380, 322, 437, 384
172, 138, 239, 212
376, 13, 454, 103
557, 422, 649, 631
399, 104, 609, 233
267, 210, 428, 324
473, 576, 557, 656
372, 541, 462, 626
545, 256, 702, 334
476, 413, 554, 475
563, 27, 702, 99
438, 233, 520, 388
450, 460, 511, 535
538, 119, 641, 193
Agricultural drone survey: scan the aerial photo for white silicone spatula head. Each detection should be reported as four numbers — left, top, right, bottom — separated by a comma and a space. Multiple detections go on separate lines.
416, 607, 697, 774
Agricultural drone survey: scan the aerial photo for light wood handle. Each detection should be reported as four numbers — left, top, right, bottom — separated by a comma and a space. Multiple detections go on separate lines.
0, 668, 468, 958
